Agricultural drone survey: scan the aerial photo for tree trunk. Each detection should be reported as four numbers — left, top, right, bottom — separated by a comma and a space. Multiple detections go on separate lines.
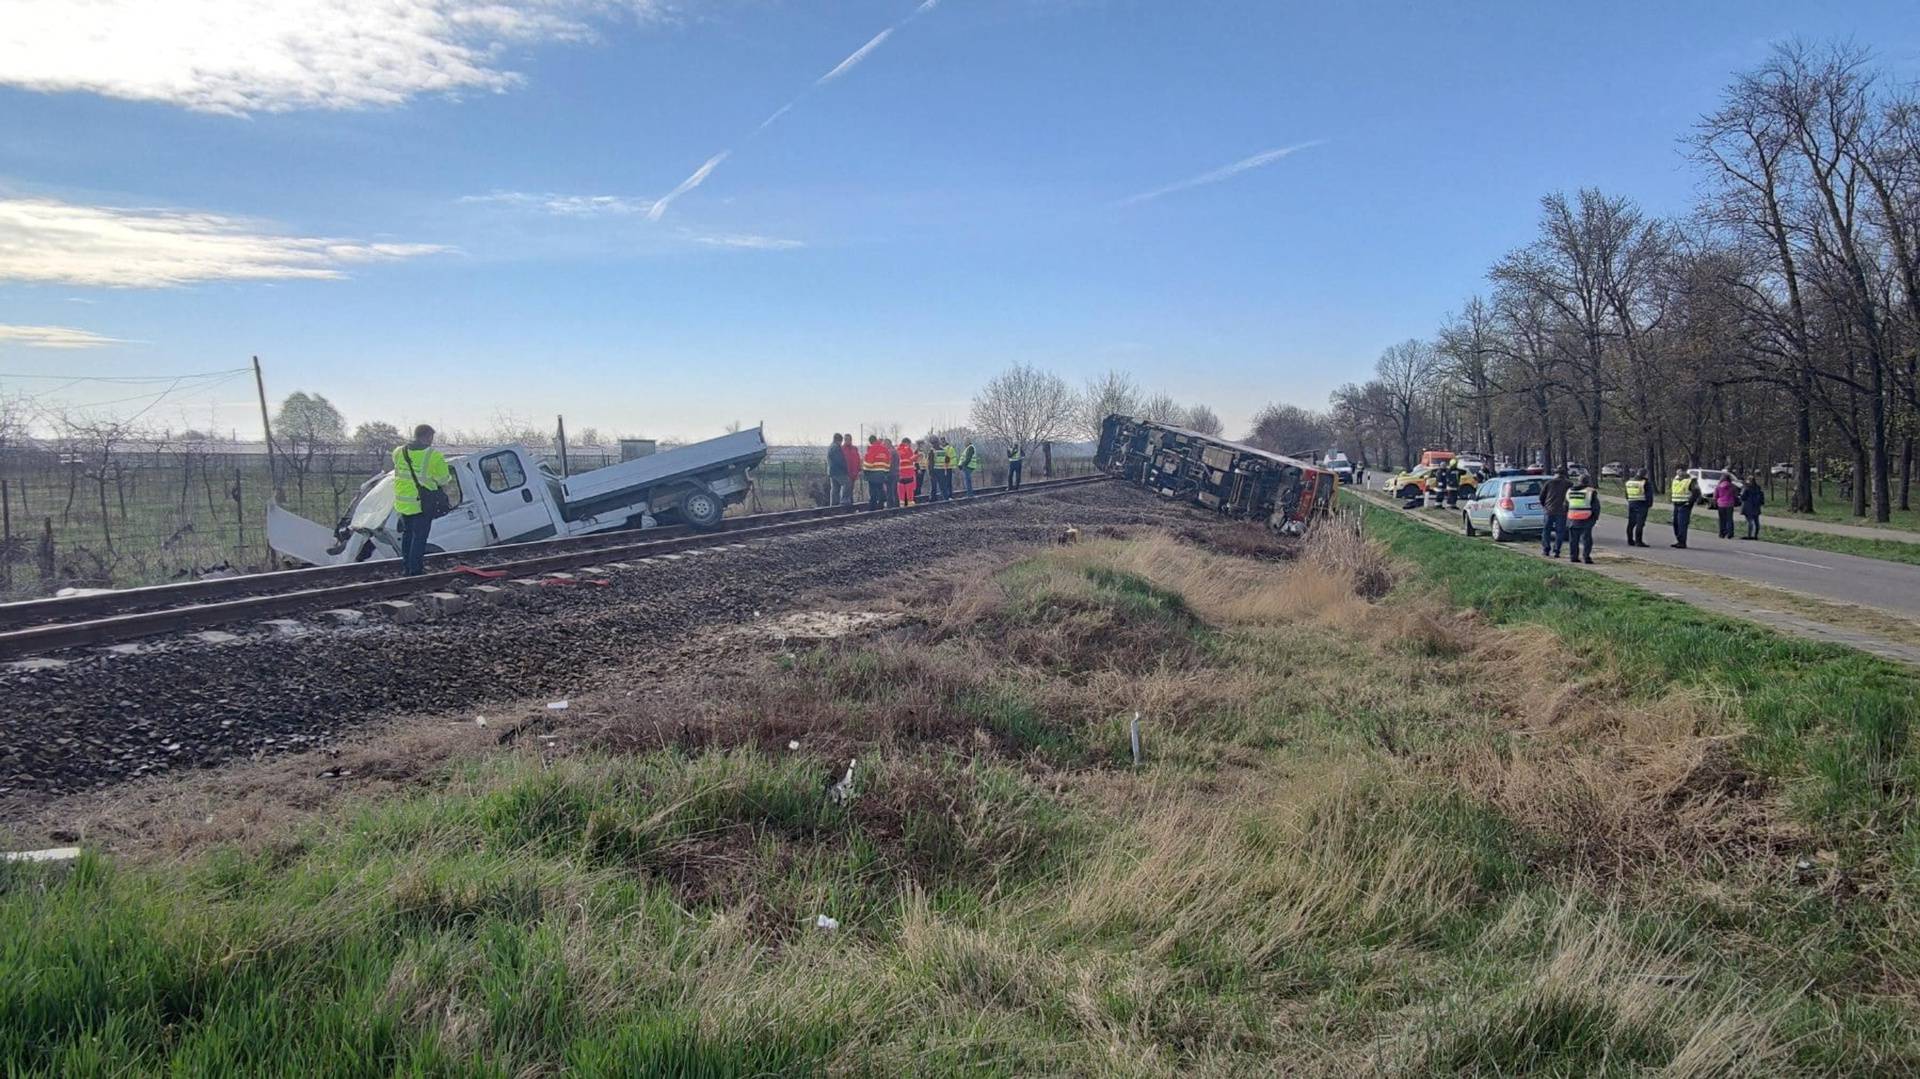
1792, 370, 1814, 513
1899, 435, 1913, 513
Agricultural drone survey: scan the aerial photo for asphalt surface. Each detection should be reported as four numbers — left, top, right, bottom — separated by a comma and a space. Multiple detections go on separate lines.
1420, 498, 1920, 621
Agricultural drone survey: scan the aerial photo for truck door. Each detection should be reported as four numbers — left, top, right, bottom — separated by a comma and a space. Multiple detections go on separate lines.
472, 449, 560, 545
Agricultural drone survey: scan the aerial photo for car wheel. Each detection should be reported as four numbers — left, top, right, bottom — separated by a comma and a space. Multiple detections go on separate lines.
679, 486, 725, 530
1490, 518, 1508, 543
1462, 512, 1476, 537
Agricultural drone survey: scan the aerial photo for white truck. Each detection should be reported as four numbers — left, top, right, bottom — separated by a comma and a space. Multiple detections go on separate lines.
267, 427, 768, 568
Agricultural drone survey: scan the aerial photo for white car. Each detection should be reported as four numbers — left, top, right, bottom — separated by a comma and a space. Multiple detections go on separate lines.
1600, 461, 1625, 478
1686, 468, 1740, 501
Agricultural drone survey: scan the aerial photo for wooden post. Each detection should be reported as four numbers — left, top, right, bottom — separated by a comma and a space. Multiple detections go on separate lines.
555, 414, 570, 478
253, 355, 284, 499
2, 479, 12, 591
39, 517, 53, 583
232, 467, 246, 562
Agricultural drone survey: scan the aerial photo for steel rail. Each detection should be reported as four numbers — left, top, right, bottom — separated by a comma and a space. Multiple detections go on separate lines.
0, 476, 1108, 660
0, 501, 869, 633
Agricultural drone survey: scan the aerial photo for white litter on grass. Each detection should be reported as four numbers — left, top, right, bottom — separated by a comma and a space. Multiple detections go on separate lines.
827, 758, 858, 805
547, 700, 570, 711
814, 914, 839, 931
788, 740, 801, 751
475, 716, 488, 727
4, 847, 80, 863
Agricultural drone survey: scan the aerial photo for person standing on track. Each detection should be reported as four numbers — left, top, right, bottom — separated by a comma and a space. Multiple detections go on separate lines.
1539, 467, 1571, 559
392, 424, 452, 577
827, 434, 849, 506
935, 438, 956, 501
1564, 473, 1599, 564
840, 434, 862, 506
1714, 474, 1739, 539
1740, 474, 1765, 540
960, 439, 980, 497
862, 435, 890, 509
1623, 469, 1652, 547
1007, 443, 1024, 490
1669, 467, 1700, 548
897, 437, 918, 506
885, 437, 901, 507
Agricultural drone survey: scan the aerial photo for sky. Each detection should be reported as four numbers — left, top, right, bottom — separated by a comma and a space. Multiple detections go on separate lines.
0, 0, 1914, 445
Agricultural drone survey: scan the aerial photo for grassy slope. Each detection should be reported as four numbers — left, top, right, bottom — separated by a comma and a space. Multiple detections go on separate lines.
5, 522, 1920, 1074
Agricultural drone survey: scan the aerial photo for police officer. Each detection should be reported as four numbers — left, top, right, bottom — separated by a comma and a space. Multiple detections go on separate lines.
1669, 467, 1701, 549
392, 424, 452, 576
1623, 468, 1652, 547
960, 439, 980, 497
1007, 443, 1024, 490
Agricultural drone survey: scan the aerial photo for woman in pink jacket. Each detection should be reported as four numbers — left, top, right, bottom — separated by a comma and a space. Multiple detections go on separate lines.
1713, 471, 1740, 539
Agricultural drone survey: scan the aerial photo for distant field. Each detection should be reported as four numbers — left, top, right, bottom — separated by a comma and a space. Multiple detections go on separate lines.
0, 450, 1092, 599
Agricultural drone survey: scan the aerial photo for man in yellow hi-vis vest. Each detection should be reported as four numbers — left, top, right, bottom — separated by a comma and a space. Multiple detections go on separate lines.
392, 424, 453, 576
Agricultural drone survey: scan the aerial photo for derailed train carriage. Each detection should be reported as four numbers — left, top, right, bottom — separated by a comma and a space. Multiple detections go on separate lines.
1095, 414, 1337, 532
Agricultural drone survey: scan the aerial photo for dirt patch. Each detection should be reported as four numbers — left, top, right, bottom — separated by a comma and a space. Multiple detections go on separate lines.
723, 610, 906, 644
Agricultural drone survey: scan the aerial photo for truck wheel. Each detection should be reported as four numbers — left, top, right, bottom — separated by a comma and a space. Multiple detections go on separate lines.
1463, 512, 1476, 537
680, 487, 724, 530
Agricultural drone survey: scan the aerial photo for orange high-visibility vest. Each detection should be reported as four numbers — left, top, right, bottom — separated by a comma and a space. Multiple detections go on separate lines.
862, 442, 890, 471
897, 441, 916, 477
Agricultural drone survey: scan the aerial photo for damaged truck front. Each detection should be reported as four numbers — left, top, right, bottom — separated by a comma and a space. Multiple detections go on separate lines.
268, 427, 768, 568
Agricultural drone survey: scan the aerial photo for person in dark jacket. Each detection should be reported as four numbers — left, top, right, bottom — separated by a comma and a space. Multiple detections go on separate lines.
1668, 468, 1701, 548
1539, 468, 1571, 558
827, 434, 849, 506
1740, 474, 1765, 539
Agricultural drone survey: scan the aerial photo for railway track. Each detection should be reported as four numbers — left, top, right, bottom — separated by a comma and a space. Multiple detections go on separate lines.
0, 476, 1108, 661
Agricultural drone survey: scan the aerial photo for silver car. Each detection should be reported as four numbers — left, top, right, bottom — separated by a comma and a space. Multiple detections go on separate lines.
1462, 475, 1548, 541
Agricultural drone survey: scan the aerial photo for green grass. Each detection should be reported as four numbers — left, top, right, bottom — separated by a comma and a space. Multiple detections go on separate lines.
7, 527, 1920, 1073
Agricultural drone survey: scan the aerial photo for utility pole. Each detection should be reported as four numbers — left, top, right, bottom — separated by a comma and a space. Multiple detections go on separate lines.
555, 414, 570, 478
252, 355, 282, 499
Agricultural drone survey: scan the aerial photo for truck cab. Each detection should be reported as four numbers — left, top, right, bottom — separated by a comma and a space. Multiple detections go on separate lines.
268, 428, 768, 568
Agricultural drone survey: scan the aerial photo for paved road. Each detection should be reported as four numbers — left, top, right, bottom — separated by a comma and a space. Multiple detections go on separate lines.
1399, 496, 1920, 621
1637, 503, 1920, 545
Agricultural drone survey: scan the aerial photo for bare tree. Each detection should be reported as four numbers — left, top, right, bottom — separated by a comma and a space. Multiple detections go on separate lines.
1182, 404, 1225, 437
970, 364, 1077, 450
1246, 403, 1332, 455
351, 421, 403, 455
1079, 369, 1141, 439
1137, 392, 1182, 424
1374, 339, 1439, 467
272, 391, 346, 503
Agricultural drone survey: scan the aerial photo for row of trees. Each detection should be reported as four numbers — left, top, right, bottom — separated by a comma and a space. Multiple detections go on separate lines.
1311, 43, 1920, 520
966, 365, 1223, 453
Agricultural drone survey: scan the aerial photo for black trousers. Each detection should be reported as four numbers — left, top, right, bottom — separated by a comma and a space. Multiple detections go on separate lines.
1566, 521, 1594, 560
1671, 503, 1692, 546
1625, 501, 1648, 545
866, 473, 886, 509
1008, 461, 1023, 489
1717, 506, 1736, 538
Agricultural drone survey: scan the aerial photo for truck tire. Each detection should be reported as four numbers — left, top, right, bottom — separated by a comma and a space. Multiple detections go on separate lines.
680, 486, 724, 530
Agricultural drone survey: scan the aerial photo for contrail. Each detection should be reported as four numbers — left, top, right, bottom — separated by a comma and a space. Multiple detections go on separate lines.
647, 150, 731, 222
817, 28, 895, 84
1116, 140, 1326, 207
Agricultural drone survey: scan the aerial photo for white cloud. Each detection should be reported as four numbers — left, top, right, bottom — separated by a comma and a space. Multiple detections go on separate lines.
1117, 140, 1327, 207
0, 0, 667, 114
0, 323, 127, 349
817, 27, 896, 84
691, 233, 805, 250
460, 191, 656, 216
646, 151, 731, 222
0, 197, 449, 288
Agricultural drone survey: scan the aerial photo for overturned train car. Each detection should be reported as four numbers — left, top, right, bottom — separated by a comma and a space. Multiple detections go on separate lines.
1096, 414, 1336, 532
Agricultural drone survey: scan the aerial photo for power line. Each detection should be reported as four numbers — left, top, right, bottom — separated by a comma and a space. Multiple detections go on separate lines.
0, 367, 250, 383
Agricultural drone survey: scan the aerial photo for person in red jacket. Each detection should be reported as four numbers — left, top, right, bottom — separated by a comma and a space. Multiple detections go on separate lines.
861, 435, 891, 509
896, 437, 918, 505
838, 434, 861, 505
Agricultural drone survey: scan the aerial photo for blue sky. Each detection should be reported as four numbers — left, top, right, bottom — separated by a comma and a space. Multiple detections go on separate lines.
0, 0, 1913, 444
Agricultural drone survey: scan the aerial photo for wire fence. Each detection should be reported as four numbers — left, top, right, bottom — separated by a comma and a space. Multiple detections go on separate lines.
0, 446, 1096, 599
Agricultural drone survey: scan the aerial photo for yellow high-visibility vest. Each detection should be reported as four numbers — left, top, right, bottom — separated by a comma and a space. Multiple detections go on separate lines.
391, 445, 452, 516
1670, 477, 1694, 503
1624, 479, 1646, 500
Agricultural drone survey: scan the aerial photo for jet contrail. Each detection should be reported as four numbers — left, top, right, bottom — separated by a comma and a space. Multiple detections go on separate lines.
647, 150, 731, 221
1116, 140, 1326, 207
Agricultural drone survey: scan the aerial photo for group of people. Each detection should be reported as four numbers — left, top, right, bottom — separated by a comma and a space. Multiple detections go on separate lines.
827, 433, 1019, 510
1536, 465, 1767, 562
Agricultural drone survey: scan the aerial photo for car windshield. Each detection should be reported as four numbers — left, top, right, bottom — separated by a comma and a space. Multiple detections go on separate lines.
1505, 479, 1544, 497
1698, 470, 1727, 482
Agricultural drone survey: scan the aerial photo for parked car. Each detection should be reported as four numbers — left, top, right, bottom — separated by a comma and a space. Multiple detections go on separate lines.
1388, 465, 1436, 498
1462, 475, 1549, 541
1686, 468, 1740, 501
1600, 461, 1625, 478
1453, 456, 1491, 485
